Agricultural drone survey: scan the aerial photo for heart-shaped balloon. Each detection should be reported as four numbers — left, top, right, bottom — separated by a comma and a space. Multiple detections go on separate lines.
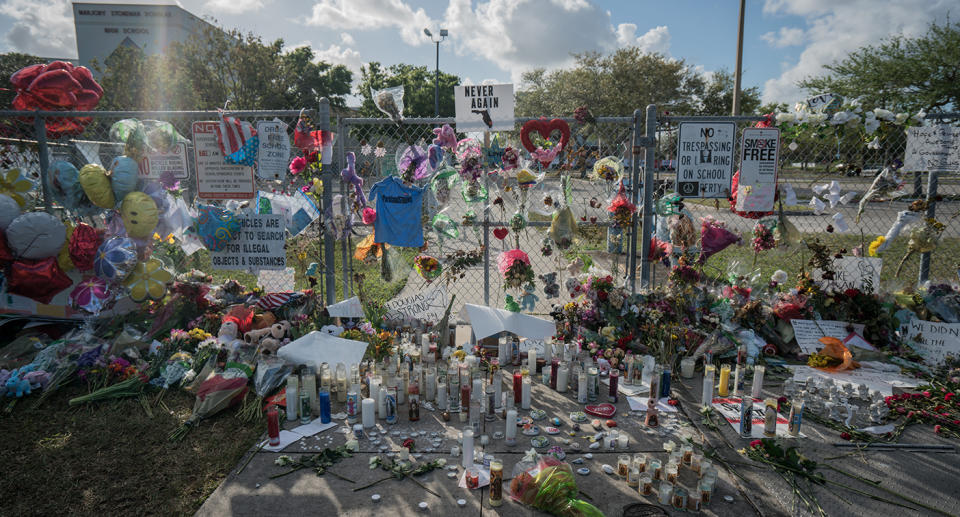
493, 228, 509, 240
584, 403, 616, 418
520, 118, 571, 167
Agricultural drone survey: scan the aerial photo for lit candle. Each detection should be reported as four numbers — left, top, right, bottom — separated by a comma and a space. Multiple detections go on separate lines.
751, 365, 765, 399
521, 377, 531, 409
557, 362, 569, 393
286, 375, 299, 421
680, 358, 695, 379
717, 364, 731, 397
702, 365, 715, 408
505, 409, 518, 445
362, 398, 375, 428
462, 428, 474, 468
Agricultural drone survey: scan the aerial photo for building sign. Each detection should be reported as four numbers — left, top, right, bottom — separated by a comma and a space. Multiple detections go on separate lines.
455, 83, 515, 132
675, 122, 736, 198
192, 121, 255, 199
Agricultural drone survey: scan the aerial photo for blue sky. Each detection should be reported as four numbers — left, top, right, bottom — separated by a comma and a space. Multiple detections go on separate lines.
0, 0, 955, 106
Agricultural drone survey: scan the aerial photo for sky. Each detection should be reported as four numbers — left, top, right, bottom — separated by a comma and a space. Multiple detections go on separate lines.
0, 0, 955, 106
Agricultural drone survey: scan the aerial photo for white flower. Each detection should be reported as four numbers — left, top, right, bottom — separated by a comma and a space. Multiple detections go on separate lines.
776, 112, 796, 125
794, 102, 808, 113
807, 113, 828, 125
864, 117, 880, 135
845, 114, 862, 128
360, 144, 373, 156
866, 137, 881, 150
771, 270, 788, 284
830, 111, 853, 125
794, 109, 807, 123
895, 113, 909, 124
912, 110, 927, 123
873, 108, 895, 121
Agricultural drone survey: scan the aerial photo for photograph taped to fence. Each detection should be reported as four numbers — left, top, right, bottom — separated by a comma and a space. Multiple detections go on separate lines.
675, 122, 735, 198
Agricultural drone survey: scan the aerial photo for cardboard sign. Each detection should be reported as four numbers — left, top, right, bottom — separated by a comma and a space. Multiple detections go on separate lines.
455, 83, 515, 132
384, 283, 449, 324
138, 142, 189, 180
813, 257, 882, 293
711, 397, 796, 438
675, 122, 735, 198
192, 121, 255, 199
904, 125, 960, 172
905, 319, 960, 365
211, 214, 286, 271
804, 93, 843, 114
736, 127, 780, 212
256, 120, 291, 180
790, 319, 866, 354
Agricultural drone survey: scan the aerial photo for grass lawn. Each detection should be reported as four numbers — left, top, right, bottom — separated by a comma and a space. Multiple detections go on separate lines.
0, 387, 261, 516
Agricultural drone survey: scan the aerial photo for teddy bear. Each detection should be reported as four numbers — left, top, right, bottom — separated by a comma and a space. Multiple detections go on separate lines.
539, 273, 559, 299
218, 320, 239, 346
520, 283, 539, 312
244, 327, 272, 345
251, 311, 277, 330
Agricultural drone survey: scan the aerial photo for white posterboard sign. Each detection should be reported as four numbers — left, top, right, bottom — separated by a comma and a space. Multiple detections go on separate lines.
813, 257, 882, 293
804, 93, 842, 114
192, 121, 256, 199
675, 122, 736, 198
904, 125, 960, 172
384, 283, 449, 324
211, 214, 286, 271
455, 83, 515, 132
904, 319, 960, 365
789, 319, 866, 354
137, 142, 189, 180
711, 397, 797, 438
256, 120, 290, 180
736, 127, 780, 212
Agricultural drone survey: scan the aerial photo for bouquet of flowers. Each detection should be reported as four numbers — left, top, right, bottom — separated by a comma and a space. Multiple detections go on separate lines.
237, 357, 292, 422
896, 218, 945, 277
607, 191, 636, 228
699, 216, 740, 262
498, 249, 534, 290
170, 353, 250, 441
509, 451, 603, 517
414, 255, 442, 283
591, 156, 622, 182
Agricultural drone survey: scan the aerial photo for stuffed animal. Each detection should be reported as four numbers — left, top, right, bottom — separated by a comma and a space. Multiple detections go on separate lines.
251, 311, 277, 330
520, 283, 539, 312
565, 276, 580, 297
244, 327, 272, 345
4, 364, 35, 397
539, 273, 559, 299
218, 320, 239, 345
504, 295, 520, 313
270, 321, 290, 339
259, 338, 281, 355
340, 152, 366, 207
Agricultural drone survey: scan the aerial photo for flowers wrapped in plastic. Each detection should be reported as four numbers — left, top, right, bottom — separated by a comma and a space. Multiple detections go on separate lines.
509, 450, 603, 517
896, 218, 945, 277
498, 249, 534, 290
414, 255, 442, 283
606, 190, 636, 228
170, 352, 250, 441
591, 156, 622, 183
549, 206, 576, 250
371, 85, 404, 123
699, 216, 740, 262
238, 357, 292, 422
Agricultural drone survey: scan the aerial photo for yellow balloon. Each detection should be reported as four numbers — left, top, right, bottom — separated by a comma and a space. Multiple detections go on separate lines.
125, 258, 173, 302
120, 192, 159, 239
79, 164, 115, 209
57, 221, 75, 272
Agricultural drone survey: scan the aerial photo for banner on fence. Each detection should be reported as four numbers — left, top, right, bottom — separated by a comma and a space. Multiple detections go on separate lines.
455, 83, 514, 132
736, 127, 780, 212
211, 214, 286, 271
675, 122, 735, 198
384, 283, 449, 324
193, 121, 256, 199
905, 125, 960, 172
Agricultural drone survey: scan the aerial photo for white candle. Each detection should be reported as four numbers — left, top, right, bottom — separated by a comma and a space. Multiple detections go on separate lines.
680, 358, 696, 379
473, 378, 483, 403
426, 369, 436, 402
362, 398, 376, 428
505, 409, 517, 444
521, 377, 531, 409
493, 371, 503, 409
370, 377, 382, 415
528, 348, 537, 375
286, 375, 299, 421
702, 365, 715, 408
462, 428, 474, 468
578, 372, 588, 403
377, 388, 386, 419
618, 433, 629, 449
557, 363, 569, 393
542, 341, 553, 365
437, 381, 448, 410
751, 366, 765, 399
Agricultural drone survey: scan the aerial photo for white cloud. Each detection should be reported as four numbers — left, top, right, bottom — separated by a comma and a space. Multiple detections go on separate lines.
441, 0, 618, 83
313, 43, 363, 75
615, 23, 671, 55
204, 0, 264, 14
0, 0, 76, 58
760, 27, 805, 48
305, 0, 432, 46
761, 0, 955, 104
340, 32, 355, 46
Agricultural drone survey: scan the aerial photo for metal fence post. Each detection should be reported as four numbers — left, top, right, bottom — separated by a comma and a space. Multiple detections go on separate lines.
33, 115, 51, 212
318, 98, 336, 305
918, 170, 938, 285
337, 117, 351, 298
638, 105, 657, 290
483, 138, 491, 307
628, 110, 642, 292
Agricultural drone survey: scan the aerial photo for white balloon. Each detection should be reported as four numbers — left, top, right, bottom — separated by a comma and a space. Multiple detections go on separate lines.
6, 212, 66, 259
0, 194, 20, 231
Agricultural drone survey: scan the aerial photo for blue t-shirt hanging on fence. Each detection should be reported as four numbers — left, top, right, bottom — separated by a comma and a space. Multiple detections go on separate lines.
369, 176, 425, 247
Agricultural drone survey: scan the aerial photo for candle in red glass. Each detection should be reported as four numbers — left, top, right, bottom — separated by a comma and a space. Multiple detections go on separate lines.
513, 371, 522, 404
461, 382, 471, 413
267, 407, 280, 446
550, 358, 559, 390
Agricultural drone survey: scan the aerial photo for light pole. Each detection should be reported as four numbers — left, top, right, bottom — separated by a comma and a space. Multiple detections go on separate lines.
424, 28, 448, 117
732, 0, 745, 115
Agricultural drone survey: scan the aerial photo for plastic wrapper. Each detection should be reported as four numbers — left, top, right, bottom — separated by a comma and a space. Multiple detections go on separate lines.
699, 216, 740, 262
431, 168, 459, 208
252, 357, 292, 398
174, 370, 249, 435
549, 206, 575, 250
462, 179, 488, 203
0, 335, 52, 370
414, 255, 442, 282
431, 212, 459, 240
509, 452, 603, 517
372, 86, 404, 123
396, 145, 429, 181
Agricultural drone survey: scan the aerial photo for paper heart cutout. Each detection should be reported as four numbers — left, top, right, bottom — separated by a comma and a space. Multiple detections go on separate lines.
584, 403, 616, 418
520, 118, 571, 167
493, 228, 509, 240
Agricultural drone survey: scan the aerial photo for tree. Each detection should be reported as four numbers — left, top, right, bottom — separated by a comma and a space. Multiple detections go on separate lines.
697, 68, 762, 116
356, 62, 460, 118
799, 21, 960, 113
516, 48, 706, 117
0, 52, 46, 108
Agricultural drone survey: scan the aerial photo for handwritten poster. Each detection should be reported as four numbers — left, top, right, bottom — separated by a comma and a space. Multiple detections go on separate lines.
256, 120, 291, 180
905, 125, 960, 172
813, 257, 882, 293
211, 214, 286, 271
790, 319, 866, 354
384, 283, 449, 324
193, 121, 255, 199
675, 122, 735, 198
905, 319, 960, 365
454, 83, 514, 132
735, 127, 780, 212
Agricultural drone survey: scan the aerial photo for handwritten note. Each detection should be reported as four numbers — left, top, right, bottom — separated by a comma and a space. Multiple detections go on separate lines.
813, 257, 882, 293
905, 319, 960, 365
384, 283, 449, 324
790, 319, 866, 354
905, 125, 960, 172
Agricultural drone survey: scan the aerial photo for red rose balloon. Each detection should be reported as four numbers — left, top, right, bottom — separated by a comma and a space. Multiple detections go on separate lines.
7, 257, 73, 304
69, 222, 100, 271
10, 61, 103, 138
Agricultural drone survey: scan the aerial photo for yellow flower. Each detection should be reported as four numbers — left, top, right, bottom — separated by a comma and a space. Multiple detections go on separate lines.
868, 236, 886, 257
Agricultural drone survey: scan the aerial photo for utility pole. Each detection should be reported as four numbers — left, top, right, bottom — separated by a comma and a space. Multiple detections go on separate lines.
732, 0, 746, 116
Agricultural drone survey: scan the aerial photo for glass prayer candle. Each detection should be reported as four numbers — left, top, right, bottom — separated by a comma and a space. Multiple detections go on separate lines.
608, 368, 619, 402
680, 357, 696, 379
318, 389, 331, 423
788, 398, 803, 436
521, 377, 531, 410
739, 397, 753, 437
624, 355, 635, 386
618, 454, 630, 478
701, 365, 715, 408
649, 459, 662, 480
733, 364, 743, 397
633, 453, 647, 473
513, 371, 522, 404
639, 474, 653, 495
578, 371, 588, 403
687, 490, 702, 512
408, 379, 420, 422
657, 481, 674, 505
466, 467, 479, 489
489, 459, 503, 506
717, 364, 730, 396
267, 407, 280, 446
690, 454, 702, 473
460, 383, 471, 423
751, 365, 765, 398
764, 398, 778, 437
527, 349, 537, 376
286, 375, 299, 421
618, 432, 629, 449
659, 366, 671, 399
665, 464, 678, 483
700, 478, 714, 505
557, 362, 569, 393
681, 445, 693, 466
587, 367, 599, 402
550, 357, 559, 389
671, 486, 688, 511
628, 467, 640, 487
336, 363, 348, 403
485, 385, 496, 421
699, 460, 712, 479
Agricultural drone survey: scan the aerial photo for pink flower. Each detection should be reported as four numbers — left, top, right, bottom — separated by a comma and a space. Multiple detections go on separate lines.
923, 391, 932, 398
361, 207, 376, 225
934, 425, 942, 434
749, 440, 762, 448
289, 156, 307, 175
945, 392, 955, 402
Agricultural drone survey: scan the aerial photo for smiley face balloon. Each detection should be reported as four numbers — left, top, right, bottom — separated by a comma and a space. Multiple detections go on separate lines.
120, 191, 159, 239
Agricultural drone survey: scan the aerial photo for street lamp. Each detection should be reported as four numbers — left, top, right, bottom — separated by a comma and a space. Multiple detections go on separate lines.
424, 28, 448, 117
